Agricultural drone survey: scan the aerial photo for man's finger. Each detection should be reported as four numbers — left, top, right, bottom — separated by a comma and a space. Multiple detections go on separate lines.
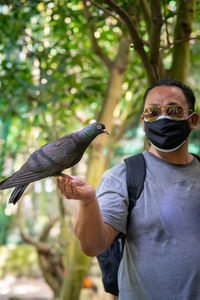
57, 176, 64, 190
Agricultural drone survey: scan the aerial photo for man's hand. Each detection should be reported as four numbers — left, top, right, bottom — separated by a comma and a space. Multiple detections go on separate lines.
57, 175, 119, 256
57, 175, 96, 203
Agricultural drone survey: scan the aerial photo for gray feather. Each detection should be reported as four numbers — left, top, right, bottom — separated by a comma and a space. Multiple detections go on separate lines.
0, 122, 108, 204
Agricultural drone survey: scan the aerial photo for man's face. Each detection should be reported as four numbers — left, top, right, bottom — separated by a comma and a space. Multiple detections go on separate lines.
141, 85, 197, 129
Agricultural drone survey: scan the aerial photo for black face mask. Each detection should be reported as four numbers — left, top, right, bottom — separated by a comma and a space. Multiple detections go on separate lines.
144, 115, 192, 152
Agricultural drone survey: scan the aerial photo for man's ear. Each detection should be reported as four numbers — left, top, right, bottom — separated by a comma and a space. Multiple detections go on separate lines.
190, 112, 199, 130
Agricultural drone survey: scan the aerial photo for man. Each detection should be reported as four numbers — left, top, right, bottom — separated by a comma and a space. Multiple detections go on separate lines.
57, 78, 200, 300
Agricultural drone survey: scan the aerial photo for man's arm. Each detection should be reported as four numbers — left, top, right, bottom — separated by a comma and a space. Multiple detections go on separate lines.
57, 175, 119, 256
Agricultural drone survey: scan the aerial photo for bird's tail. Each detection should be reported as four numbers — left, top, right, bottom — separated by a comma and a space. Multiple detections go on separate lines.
9, 184, 29, 205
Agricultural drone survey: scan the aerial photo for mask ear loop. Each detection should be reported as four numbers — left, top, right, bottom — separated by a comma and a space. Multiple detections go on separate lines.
186, 111, 198, 130
186, 111, 195, 120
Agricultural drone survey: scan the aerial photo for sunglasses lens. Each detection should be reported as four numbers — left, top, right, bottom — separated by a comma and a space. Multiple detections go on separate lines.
143, 105, 185, 121
166, 105, 184, 120
143, 106, 161, 121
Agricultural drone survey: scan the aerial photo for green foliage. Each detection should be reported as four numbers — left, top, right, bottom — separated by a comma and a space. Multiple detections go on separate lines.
0, 1, 134, 170
0, 204, 14, 245
0, 244, 40, 278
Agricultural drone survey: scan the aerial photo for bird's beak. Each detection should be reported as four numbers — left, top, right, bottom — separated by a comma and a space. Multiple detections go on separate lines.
103, 129, 109, 135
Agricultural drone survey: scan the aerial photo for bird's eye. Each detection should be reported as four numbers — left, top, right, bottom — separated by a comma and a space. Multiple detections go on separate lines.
97, 125, 102, 129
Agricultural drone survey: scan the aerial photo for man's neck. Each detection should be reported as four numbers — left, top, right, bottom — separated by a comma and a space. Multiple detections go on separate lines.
148, 141, 193, 165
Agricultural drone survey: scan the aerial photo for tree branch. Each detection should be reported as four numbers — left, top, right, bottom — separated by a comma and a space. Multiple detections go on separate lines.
40, 217, 59, 242
103, 0, 157, 84
149, 0, 163, 79
21, 230, 52, 254
82, 0, 113, 70
161, 36, 200, 53
163, 0, 171, 47
88, 0, 123, 25
140, 0, 151, 36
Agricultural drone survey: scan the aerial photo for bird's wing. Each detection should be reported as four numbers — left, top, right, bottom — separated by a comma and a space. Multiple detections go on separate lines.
26, 135, 78, 173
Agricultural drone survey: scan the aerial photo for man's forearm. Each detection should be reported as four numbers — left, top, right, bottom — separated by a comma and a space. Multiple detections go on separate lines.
74, 196, 108, 256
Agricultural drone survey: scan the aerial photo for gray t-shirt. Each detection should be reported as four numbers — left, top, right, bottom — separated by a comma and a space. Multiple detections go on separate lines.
97, 151, 200, 300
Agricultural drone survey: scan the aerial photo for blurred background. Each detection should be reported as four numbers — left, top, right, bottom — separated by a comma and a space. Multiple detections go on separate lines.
0, 0, 200, 299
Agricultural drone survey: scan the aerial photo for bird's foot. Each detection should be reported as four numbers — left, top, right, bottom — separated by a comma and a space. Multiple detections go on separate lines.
64, 174, 72, 184
56, 172, 72, 184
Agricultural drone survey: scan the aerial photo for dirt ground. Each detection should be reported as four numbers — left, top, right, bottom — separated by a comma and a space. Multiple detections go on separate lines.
0, 276, 113, 300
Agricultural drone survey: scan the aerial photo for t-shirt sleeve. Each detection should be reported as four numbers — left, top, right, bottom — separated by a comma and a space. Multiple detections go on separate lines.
96, 162, 129, 235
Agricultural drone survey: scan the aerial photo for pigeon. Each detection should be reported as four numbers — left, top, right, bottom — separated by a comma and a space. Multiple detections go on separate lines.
0, 122, 109, 205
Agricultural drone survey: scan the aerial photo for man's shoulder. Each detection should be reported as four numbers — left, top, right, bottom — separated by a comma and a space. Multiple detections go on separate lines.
106, 153, 147, 178
104, 161, 126, 178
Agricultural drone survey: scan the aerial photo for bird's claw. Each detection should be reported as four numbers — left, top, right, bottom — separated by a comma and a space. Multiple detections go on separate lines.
56, 172, 71, 182
64, 174, 72, 184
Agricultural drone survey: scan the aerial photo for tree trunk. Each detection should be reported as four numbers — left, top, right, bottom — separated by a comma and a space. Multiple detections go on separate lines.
86, 37, 130, 187
171, 0, 196, 82
60, 236, 91, 300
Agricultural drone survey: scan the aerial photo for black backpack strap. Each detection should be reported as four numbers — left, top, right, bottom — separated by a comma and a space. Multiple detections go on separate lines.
97, 153, 146, 296
124, 153, 146, 213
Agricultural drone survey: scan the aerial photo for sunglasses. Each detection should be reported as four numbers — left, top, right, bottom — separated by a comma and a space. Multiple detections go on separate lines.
143, 104, 193, 122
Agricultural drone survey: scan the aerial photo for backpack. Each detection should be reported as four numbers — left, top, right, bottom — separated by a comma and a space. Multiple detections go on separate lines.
96, 153, 146, 296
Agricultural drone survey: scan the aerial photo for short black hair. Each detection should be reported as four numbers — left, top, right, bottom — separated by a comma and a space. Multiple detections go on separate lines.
143, 78, 195, 111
